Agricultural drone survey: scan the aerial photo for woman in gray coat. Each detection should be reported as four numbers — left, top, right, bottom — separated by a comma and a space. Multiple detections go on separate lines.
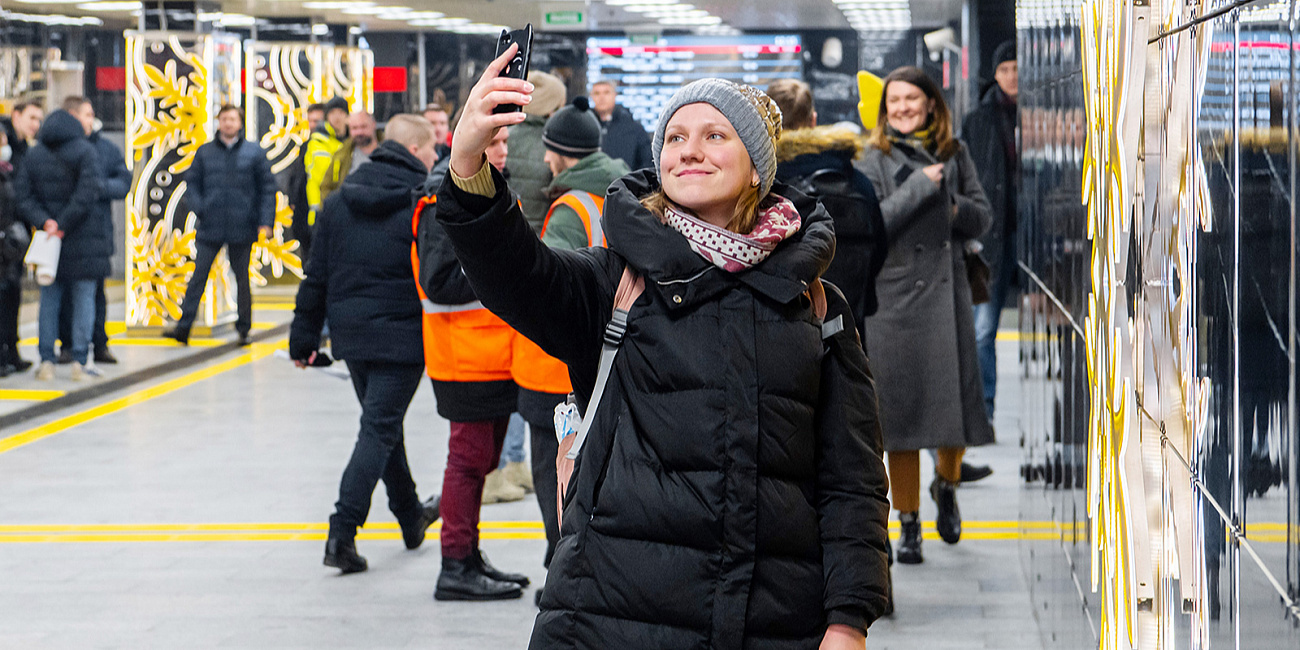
859, 66, 995, 565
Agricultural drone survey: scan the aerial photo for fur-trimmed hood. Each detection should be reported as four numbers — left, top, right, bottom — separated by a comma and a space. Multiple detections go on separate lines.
775, 125, 864, 162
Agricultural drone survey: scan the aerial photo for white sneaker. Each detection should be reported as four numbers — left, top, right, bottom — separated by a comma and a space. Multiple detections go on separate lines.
35, 361, 55, 381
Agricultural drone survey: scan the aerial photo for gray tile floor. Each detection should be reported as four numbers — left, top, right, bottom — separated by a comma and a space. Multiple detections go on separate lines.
0, 318, 1041, 649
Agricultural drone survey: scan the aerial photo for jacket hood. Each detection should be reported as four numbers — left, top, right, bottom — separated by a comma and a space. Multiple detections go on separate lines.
37, 111, 87, 148
339, 140, 426, 217
547, 151, 629, 197
603, 169, 835, 310
775, 125, 863, 163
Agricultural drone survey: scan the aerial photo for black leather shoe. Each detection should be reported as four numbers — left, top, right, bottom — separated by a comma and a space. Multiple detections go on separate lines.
237, 332, 251, 346
323, 536, 368, 574
399, 494, 441, 550
94, 346, 118, 364
56, 347, 73, 365
5, 347, 32, 372
160, 327, 189, 345
471, 546, 530, 587
434, 556, 523, 601
896, 511, 923, 564
930, 477, 962, 544
960, 462, 993, 483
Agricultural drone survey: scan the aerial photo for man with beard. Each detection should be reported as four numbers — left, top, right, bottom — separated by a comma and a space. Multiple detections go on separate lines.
319, 111, 380, 203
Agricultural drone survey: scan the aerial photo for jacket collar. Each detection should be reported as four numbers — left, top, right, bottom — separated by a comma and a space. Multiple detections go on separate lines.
603, 169, 834, 311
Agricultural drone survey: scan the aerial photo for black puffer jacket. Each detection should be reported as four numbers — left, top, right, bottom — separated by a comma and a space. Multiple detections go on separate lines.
184, 133, 276, 245
290, 141, 425, 365
89, 131, 133, 258
437, 167, 891, 649
14, 110, 105, 280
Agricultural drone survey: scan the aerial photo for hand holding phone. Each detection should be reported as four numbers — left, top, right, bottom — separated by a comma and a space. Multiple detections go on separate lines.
448, 29, 535, 178
492, 25, 533, 114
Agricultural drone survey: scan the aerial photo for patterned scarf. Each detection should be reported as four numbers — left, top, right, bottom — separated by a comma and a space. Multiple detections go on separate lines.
664, 196, 802, 272
886, 123, 937, 155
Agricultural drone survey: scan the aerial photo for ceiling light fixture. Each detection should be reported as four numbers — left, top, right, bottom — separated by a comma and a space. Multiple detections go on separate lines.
76, 1, 142, 10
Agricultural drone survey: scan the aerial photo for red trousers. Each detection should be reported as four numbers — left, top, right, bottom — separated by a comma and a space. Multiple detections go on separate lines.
441, 417, 510, 559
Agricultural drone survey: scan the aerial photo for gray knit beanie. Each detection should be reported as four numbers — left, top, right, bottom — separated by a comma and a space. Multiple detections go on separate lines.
652, 78, 784, 196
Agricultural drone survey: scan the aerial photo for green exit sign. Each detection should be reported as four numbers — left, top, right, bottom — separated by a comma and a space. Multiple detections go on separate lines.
545, 10, 584, 27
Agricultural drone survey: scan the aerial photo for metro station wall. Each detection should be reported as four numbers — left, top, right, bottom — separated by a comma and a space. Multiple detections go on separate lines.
1017, 1, 1299, 648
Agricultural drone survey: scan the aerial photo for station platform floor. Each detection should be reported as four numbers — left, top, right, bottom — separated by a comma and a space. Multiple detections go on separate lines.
0, 306, 1042, 649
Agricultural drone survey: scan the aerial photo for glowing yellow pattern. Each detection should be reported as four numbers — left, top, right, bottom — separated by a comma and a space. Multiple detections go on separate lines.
1079, 0, 1216, 647
125, 34, 240, 328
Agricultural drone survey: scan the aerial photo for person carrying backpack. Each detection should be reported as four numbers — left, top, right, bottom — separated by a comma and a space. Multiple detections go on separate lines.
429, 46, 891, 650
768, 79, 887, 335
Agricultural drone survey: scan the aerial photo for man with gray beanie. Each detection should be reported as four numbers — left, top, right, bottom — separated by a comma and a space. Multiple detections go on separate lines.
506, 70, 567, 232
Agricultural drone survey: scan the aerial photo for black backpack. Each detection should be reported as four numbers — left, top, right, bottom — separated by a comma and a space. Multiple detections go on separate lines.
789, 167, 888, 326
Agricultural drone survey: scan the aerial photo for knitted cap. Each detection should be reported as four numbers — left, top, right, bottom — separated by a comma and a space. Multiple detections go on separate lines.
652, 78, 783, 196
324, 96, 349, 114
543, 97, 602, 157
993, 40, 1016, 67
525, 71, 566, 117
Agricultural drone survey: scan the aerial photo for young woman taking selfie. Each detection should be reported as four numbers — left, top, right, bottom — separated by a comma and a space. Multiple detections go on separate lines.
428, 44, 891, 650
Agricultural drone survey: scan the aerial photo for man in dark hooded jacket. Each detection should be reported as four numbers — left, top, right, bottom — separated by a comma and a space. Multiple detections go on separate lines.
290, 114, 443, 575
56, 98, 131, 365
164, 104, 276, 345
961, 40, 1019, 422
590, 80, 652, 171
14, 108, 104, 380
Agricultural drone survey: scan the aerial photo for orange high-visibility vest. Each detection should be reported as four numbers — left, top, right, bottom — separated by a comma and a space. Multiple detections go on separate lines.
510, 190, 606, 394
411, 195, 514, 382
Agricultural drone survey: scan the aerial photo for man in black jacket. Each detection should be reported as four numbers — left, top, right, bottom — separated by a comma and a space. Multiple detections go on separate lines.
15, 108, 104, 381
55, 98, 131, 365
961, 40, 1019, 423
290, 114, 442, 574
590, 80, 652, 171
164, 104, 276, 345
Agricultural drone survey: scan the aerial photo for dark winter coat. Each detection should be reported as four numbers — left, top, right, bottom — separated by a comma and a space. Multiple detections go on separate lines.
14, 110, 106, 280
436, 166, 892, 649
0, 163, 24, 285
290, 141, 425, 365
776, 126, 888, 329
184, 134, 276, 245
961, 84, 1018, 283
858, 137, 995, 451
89, 131, 132, 258
598, 105, 653, 172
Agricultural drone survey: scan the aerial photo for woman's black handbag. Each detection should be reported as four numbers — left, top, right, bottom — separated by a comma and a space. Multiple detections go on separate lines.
0, 221, 31, 267
965, 249, 991, 305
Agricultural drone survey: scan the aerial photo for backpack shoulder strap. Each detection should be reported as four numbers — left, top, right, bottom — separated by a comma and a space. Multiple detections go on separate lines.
564, 265, 643, 460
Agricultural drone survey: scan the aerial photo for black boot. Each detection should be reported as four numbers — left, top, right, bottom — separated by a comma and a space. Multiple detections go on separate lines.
959, 462, 993, 483
160, 327, 189, 345
930, 477, 962, 544
5, 345, 31, 372
323, 528, 368, 574
896, 511, 923, 564
470, 546, 530, 587
398, 494, 441, 550
434, 556, 523, 601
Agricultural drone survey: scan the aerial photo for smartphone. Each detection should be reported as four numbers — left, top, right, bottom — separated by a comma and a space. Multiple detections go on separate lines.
492, 24, 533, 114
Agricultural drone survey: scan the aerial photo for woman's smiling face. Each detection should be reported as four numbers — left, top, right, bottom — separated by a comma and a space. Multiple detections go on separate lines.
659, 103, 758, 223
884, 80, 935, 135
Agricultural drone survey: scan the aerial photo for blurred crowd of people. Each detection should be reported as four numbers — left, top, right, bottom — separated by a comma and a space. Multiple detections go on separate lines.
0, 38, 1020, 649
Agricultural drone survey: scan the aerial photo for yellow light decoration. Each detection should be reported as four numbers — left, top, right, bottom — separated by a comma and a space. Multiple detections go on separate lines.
125, 33, 242, 329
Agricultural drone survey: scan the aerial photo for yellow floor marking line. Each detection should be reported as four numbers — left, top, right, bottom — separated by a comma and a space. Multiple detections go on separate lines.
0, 389, 66, 401
0, 519, 1197, 545
0, 342, 281, 456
